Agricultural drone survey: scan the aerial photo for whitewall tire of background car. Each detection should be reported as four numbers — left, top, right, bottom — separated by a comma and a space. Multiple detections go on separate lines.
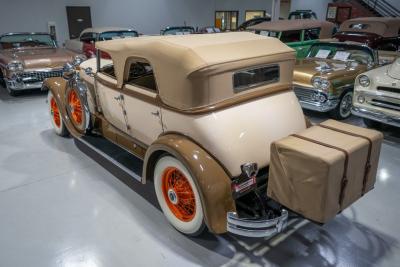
48, 91, 69, 136
154, 155, 205, 236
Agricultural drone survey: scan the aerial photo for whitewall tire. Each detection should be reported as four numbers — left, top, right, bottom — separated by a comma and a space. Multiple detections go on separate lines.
154, 155, 205, 235
48, 91, 69, 137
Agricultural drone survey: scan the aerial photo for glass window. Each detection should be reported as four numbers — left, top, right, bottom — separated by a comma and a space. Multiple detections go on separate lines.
215, 11, 239, 31
98, 54, 116, 78
307, 43, 374, 64
280, 30, 302, 42
80, 32, 96, 43
233, 65, 280, 93
304, 28, 321, 41
99, 31, 138, 41
126, 62, 157, 91
0, 33, 55, 49
245, 11, 266, 21
349, 23, 370, 30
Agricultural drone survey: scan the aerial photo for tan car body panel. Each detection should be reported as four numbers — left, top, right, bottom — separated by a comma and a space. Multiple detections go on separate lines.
143, 134, 236, 234
0, 47, 76, 77
294, 58, 368, 95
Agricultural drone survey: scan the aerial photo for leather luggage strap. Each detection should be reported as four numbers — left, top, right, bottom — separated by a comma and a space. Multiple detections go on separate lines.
318, 124, 372, 196
291, 134, 349, 207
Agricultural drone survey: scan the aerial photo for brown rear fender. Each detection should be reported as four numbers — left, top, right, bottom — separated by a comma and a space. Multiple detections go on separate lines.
143, 134, 236, 234
42, 77, 82, 138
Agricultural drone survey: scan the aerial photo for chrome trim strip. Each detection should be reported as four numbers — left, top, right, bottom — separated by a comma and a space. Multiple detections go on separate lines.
368, 100, 400, 111
227, 209, 288, 238
352, 106, 400, 127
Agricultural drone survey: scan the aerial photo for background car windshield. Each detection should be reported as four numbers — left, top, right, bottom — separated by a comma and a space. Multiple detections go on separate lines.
0, 34, 55, 49
99, 31, 138, 41
307, 44, 373, 64
163, 28, 194, 35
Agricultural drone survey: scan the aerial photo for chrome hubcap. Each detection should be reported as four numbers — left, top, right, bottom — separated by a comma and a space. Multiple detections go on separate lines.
167, 189, 178, 204
340, 93, 353, 117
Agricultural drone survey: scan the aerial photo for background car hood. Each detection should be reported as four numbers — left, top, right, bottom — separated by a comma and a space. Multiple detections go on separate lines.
1, 47, 76, 69
388, 58, 400, 80
294, 58, 366, 85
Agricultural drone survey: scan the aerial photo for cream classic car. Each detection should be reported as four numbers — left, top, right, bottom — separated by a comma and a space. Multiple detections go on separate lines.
43, 33, 381, 238
352, 57, 400, 128
0, 32, 79, 95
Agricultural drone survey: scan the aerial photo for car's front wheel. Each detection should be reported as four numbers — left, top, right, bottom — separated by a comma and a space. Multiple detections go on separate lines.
154, 155, 205, 236
48, 91, 69, 136
330, 90, 353, 120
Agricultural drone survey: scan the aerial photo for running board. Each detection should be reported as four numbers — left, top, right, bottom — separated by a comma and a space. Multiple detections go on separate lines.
74, 135, 143, 183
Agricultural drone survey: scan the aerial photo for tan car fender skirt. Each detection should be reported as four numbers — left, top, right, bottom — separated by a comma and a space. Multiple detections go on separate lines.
143, 134, 236, 234
42, 78, 83, 138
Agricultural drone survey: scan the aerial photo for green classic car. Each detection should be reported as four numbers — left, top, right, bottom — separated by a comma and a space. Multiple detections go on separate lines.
248, 19, 336, 59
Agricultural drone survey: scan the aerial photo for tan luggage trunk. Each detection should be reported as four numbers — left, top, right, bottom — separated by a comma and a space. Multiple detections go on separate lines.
267, 120, 383, 223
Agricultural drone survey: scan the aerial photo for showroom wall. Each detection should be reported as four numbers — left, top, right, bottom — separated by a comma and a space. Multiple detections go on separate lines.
215, 0, 273, 23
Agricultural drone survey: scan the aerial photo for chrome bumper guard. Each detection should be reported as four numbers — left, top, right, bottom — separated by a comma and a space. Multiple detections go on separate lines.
227, 209, 288, 238
352, 106, 400, 128
298, 99, 339, 112
5, 79, 44, 90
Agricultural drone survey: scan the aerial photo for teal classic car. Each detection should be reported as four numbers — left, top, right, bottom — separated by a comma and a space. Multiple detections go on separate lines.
248, 19, 336, 59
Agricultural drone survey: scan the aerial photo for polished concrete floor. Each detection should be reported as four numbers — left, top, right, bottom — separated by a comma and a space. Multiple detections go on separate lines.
0, 87, 399, 267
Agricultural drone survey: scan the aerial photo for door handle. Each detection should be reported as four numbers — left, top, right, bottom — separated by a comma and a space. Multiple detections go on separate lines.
114, 95, 123, 101
151, 111, 160, 116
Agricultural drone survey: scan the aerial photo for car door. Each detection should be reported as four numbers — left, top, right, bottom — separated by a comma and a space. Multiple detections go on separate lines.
95, 61, 127, 133
121, 59, 163, 146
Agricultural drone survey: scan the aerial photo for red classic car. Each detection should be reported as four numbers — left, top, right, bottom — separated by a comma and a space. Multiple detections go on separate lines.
334, 17, 400, 51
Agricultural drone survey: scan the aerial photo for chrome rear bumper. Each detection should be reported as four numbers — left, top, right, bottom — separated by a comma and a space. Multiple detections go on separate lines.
227, 209, 288, 238
352, 106, 400, 128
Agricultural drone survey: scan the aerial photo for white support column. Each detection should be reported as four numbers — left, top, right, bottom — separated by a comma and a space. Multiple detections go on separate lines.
271, 0, 281, 21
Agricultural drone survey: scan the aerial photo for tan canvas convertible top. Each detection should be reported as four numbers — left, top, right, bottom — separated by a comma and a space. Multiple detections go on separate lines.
96, 32, 295, 110
339, 17, 400, 37
248, 19, 335, 39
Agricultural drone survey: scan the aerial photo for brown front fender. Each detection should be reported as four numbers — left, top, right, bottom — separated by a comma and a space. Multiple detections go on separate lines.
43, 77, 82, 138
143, 134, 236, 234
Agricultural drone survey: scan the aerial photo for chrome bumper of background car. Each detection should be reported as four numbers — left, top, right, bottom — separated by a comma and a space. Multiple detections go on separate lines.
298, 99, 339, 112
352, 106, 400, 127
5, 79, 44, 90
227, 209, 288, 238
5, 69, 63, 90
294, 86, 339, 112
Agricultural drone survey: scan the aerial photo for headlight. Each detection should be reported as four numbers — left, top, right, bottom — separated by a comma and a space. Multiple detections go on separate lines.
357, 95, 365, 104
6, 61, 24, 71
320, 79, 331, 91
358, 75, 370, 87
312, 77, 321, 89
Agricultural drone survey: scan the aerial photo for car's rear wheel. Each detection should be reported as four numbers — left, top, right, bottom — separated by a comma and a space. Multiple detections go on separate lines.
330, 90, 353, 120
154, 155, 205, 236
65, 86, 90, 133
48, 91, 69, 136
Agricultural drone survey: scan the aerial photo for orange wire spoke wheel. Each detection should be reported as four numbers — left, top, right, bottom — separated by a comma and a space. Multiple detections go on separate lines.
68, 90, 83, 126
50, 97, 61, 128
161, 167, 196, 222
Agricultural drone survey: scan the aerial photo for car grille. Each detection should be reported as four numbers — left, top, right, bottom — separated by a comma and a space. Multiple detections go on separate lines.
294, 87, 313, 102
20, 70, 63, 82
377, 86, 399, 94
369, 98, 400, 111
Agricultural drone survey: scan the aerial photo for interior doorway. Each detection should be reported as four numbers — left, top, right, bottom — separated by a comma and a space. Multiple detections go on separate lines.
215, 11, 239, 31
66, 6, 92, 39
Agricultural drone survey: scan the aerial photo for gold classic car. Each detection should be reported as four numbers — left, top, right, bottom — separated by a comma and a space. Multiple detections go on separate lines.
352, 58, 400, 128
293, 41, 379, 119
43, 33, 381, 238
0, 32, 79, 95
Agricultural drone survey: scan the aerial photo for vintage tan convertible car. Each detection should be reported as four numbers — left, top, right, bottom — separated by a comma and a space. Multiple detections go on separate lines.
43, 33, 382, 237
0, 32, 79, 95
